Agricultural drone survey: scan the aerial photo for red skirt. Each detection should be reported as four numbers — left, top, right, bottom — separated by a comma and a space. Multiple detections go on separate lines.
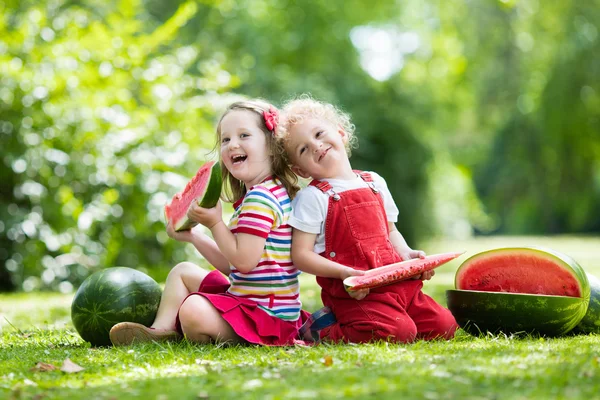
175, 270, 310, 346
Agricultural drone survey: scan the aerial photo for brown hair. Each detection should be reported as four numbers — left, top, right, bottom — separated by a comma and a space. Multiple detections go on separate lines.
215, 99, 300, 202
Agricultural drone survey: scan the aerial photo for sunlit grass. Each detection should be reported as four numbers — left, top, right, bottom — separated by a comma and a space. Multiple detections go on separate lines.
1, 236, 600, 399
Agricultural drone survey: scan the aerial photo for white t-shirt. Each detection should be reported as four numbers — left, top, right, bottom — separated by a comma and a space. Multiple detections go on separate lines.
289, 171, 399, 254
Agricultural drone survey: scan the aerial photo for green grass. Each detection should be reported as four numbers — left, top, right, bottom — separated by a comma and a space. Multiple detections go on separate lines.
2, 236, 600, 399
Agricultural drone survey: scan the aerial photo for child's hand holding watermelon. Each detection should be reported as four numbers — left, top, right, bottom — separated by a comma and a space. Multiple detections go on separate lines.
187, 199, 223, 230
397, 250, 434, 281
340, 268, 369, 300
166, 221, 195, 243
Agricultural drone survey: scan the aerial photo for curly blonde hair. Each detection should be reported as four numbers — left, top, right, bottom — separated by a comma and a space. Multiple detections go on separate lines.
276, 95, 358, 159
215, 99, 300, 202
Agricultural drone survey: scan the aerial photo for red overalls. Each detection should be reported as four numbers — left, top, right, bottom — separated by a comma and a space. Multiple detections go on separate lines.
311, 172, 458, 343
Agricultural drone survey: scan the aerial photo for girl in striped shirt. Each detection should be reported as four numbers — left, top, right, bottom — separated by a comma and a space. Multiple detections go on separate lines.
110, 100, 309, 346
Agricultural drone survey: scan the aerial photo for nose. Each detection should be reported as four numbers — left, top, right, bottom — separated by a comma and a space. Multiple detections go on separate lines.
227, 138, 240, 149
311, 141, 323, 153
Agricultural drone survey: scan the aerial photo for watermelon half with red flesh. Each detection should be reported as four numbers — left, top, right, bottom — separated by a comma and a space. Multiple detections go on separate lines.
447, 247, 591, 336
343, 252, 464, 291
164, 161, 222, 231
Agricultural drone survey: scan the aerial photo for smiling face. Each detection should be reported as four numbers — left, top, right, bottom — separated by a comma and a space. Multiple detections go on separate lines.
284, 118, 353, 180
219, 110, 273, 189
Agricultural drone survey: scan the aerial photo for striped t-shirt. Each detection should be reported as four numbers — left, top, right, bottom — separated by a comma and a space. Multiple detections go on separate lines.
227, 176, 302, 321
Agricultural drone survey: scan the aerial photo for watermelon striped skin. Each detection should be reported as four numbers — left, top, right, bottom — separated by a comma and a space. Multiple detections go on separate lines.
446, 289, 587, 336
343, 252, 464, 291
164, 161, 222, 231
575, 273, 600, 334
71, 267, 162, 346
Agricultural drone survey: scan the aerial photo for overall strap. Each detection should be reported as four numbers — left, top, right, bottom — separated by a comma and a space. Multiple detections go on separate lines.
354, 170, 379, 193
309, 180, 341, 201
309, 179, 332, 193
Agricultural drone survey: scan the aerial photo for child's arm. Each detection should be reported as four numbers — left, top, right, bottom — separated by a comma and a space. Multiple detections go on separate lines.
292, 229, 368, 299
388, 222, 425, 260
388, 222, 433, 280
187, 201, 266, 274
166, 222, 230, 275
291, 229, 357, 279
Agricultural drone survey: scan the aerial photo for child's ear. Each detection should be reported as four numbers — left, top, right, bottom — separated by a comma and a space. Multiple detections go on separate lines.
291, 165, 311, 179
338, 125, 348, 144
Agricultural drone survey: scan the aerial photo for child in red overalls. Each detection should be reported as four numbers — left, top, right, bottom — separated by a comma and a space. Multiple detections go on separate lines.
277, 97, 458, 343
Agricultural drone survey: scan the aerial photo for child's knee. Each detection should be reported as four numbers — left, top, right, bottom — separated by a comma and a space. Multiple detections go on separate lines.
383, 320, 417, 343
343, 319, 417, 344
427, 309, 459, 340
438, 310, 459, 338
169, 262, 198, 279
178, 295, 210, 332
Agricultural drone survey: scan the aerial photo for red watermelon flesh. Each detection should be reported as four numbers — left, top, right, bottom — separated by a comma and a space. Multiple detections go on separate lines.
164, 161, 222, 231
344, 252, 464, 291
455, 248, 587, 298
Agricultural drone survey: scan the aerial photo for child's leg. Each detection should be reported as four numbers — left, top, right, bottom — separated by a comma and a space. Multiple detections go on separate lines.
110, 262, 208, 346
406, 291, 458, 340
323, 294, 418, 344
151, 262, 209, 331
177, 295, 245, 345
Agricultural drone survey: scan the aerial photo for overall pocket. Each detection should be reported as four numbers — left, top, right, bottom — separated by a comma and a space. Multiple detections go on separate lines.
344, 201, 387, 240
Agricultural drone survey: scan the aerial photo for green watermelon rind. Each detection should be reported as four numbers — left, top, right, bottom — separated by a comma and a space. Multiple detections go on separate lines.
446, 289, 586, 336
575, 273, 600, 334
71, 267, 162, 347
455, 247, 591, 302
173, 161, 223, 232
452, 247, 591, 336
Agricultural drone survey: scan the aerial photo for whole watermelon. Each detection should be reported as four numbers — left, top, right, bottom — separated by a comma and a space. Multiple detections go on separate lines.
71, 267, 162, 346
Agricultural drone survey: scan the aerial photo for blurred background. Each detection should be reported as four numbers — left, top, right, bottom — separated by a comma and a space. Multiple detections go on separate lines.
1, 0, 599, 293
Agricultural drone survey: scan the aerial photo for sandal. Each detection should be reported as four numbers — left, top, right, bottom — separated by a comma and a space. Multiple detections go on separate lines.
299, 307, 337, 343
109, 322, 181, 346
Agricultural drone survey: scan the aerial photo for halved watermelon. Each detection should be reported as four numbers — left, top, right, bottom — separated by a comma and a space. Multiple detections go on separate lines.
448, 247, 591, 336
446, 289, 585, 336
575, 273, 600, 334
164, 161, 222, 231
343, 252, 464, 292
455, 247, 589, 298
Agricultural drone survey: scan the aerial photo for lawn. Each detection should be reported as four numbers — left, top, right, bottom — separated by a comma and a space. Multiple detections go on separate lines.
1, 236, 600, 399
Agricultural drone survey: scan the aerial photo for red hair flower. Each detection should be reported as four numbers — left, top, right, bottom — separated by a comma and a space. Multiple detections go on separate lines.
263, 106, 279, 133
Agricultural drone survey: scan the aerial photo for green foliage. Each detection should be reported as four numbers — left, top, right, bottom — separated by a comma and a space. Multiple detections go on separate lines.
166, 0, 436, 243
0, 1, 234, 290
474, 2, 600, 234
2, 0, 600, 290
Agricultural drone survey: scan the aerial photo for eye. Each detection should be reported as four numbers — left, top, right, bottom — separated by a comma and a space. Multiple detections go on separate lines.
240, 132, 250, 138
221, 137, 230, 144
299, 146, 307, 155
315, 131, 323, 138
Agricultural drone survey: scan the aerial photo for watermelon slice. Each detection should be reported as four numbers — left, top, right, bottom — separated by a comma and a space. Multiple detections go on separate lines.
448, 247, 591, 336
343, 252, 464, 292
164, 161, 222, 231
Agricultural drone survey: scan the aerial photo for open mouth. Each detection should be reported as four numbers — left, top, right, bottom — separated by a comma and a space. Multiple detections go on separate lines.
318, 147, 331, 162
231, 154, 247, 165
